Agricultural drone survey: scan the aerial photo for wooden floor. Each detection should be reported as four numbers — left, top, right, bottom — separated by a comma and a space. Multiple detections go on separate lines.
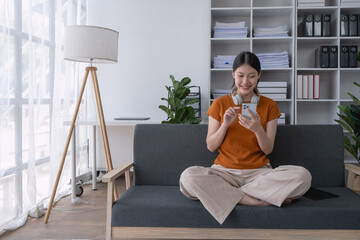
2, 178, 126, 240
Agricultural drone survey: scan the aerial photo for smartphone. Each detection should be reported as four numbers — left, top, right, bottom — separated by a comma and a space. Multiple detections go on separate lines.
242, 103, 257, 119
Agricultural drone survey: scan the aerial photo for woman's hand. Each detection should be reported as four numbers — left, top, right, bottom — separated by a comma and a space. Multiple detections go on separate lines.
223, 107, 240, 127
238, 110, 262, 133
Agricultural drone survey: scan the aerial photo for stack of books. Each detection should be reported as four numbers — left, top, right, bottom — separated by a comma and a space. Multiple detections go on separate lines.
213, 55, 236, 68
298, 0, 325, 7
297, 74, 320, 99
256, 51, 290, 69
278, 113, 286, 125
213, 21, 248, 38
341, 0, 360, 6
211, 89, 231, 99
253, 25, 289, 37
257, 81, 287, 99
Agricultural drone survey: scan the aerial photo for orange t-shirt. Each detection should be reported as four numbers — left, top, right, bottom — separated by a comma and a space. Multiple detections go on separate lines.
207, 94, 281, 169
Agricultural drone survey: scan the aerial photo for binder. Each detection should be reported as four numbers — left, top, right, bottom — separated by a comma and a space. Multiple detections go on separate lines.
358, 14, 360, 36
314, 15, 322, 37
340, 14, 349, 36
308, 75, 314, 99
329, 46, 338, 68
340, 46, 349, 68
303, 75, 309, 99
322, 15, 331, 37
314, 75, 320, 99
349, 14, 358, 36
297, 75, 303, 99
303, 15, 313, 37
316, 46, 329, 68
349, 45, 358, 68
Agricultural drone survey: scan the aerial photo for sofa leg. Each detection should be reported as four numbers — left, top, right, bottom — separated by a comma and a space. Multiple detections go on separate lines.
106, 181, 114, 240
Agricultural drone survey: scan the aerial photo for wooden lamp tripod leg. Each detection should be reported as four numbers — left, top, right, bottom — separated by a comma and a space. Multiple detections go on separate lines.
44, 68, 91, 224
89, 67, 118, 200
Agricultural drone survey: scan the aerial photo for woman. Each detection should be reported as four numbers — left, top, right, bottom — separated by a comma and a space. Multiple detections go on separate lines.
179, 52, 311, 225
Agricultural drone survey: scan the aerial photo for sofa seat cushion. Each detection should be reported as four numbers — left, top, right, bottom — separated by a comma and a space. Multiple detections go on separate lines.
112, 185, 360, 229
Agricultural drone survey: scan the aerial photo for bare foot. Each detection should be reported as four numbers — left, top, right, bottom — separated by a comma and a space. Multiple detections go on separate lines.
283, 198, 292, 205
239, 194, 271, 206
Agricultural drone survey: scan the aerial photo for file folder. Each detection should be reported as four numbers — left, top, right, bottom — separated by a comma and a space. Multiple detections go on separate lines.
349, 46, 358, 68
340, 46, 349, 68
340, 14, 349, 36
329, 46, 338, 68
322, 15, 331, 37
303, 15, 313, 37
349, 14, 358, 36
314, 15, 322, 37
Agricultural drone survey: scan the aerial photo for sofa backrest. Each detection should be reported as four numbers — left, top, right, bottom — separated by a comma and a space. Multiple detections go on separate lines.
133, 124, 344, 187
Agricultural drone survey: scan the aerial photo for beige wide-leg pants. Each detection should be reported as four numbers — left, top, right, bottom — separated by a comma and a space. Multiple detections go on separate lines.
179, 164, 311, 224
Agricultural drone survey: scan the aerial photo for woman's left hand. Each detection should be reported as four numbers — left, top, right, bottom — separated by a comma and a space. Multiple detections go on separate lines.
238, 110, 262, 133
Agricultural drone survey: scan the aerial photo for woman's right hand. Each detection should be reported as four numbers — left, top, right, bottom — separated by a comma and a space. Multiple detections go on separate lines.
223, 106, 240, 127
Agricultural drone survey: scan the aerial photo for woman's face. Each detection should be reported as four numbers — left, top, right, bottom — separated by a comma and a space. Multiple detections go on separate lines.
232, 64, 260, 101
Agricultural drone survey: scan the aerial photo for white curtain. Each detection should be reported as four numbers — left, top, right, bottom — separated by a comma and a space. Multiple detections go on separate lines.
0, 0, 89, 235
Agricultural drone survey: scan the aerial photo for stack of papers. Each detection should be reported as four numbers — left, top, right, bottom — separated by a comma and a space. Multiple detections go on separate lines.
256, 51, 289, 69
211, 89, 231, 99
253, 25, 289, 37
298, 0, 325, 7
214, 21, 248, 38
341, 0, 360, 6
213, 55, 236, 68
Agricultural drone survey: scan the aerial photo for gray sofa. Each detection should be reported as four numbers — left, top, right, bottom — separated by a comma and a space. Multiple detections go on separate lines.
103, 124, 360, 239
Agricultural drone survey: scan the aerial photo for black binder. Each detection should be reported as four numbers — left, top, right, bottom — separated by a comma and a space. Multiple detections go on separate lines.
314, 14, 322, 37
349, 46, 358, 68
322, 15, 331, 37
329, 46, 338, 68
340, 14, 349, 36
349, 14, 358, 36
358, 14, 360, 36
303, 14, 313, 37
316, 46, 329, 68
340, 46, 349, 68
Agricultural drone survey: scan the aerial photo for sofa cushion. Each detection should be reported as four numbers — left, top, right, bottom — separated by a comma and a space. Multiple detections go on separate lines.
133, 124, 344, 187
112, 185, 360, 229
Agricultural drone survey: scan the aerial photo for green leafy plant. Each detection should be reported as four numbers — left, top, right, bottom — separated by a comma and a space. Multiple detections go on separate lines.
159, 75, 200, 124
335, 81, 360, 164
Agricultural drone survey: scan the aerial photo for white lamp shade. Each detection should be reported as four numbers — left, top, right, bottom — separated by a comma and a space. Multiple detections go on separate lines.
64, 25, 119, 63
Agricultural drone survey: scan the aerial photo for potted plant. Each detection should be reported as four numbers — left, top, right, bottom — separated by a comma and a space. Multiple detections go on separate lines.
159, 75, 200, 124
335, 80, 360, 193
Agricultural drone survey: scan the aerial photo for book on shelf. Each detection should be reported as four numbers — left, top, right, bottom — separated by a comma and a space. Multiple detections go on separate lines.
314, 75, 320, 99
308, 75, 314, 99
297, 75, 303, 99
258, 87, 287, 93
257, 81, 287, 87
297, 74, 320, 99
278, 112, 286, 125
262, 93, 287, 99
303, 75, 309, 99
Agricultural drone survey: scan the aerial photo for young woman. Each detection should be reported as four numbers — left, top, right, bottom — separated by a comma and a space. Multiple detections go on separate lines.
179, 51, 311, 225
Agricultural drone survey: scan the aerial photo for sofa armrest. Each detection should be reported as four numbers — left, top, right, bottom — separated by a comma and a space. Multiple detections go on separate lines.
345, 163, 360, 193
102, 162, 133, 187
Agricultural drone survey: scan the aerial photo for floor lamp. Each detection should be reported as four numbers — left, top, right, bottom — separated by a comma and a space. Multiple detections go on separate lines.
44, 25, 119, 224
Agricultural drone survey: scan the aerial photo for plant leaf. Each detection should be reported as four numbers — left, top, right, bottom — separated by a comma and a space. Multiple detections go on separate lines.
184, 98, 199, 106
180, 77, 191, 87
158, 105, 174, 119
168, 97, 182, 112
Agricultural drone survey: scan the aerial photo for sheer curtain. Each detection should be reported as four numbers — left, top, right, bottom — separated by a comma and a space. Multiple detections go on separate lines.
0, 0, 89, 235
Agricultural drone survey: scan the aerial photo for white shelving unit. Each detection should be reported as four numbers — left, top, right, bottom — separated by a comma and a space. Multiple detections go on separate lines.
210, 0, 295, 125
210, 0, 360, 163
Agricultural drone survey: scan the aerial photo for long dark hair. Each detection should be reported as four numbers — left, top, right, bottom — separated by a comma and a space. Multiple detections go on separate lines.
231, 52, 261, 95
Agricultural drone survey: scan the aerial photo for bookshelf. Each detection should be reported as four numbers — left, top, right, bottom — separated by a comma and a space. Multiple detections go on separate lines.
210, 0, 360, 162
210, 0, 295, 125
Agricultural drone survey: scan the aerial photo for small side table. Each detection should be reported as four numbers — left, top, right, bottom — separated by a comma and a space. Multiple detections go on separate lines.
345, 163, 360, 194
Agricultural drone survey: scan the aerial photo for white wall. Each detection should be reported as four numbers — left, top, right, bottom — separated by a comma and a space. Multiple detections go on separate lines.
87, 0, 211, 122
87, 0, 211, 168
